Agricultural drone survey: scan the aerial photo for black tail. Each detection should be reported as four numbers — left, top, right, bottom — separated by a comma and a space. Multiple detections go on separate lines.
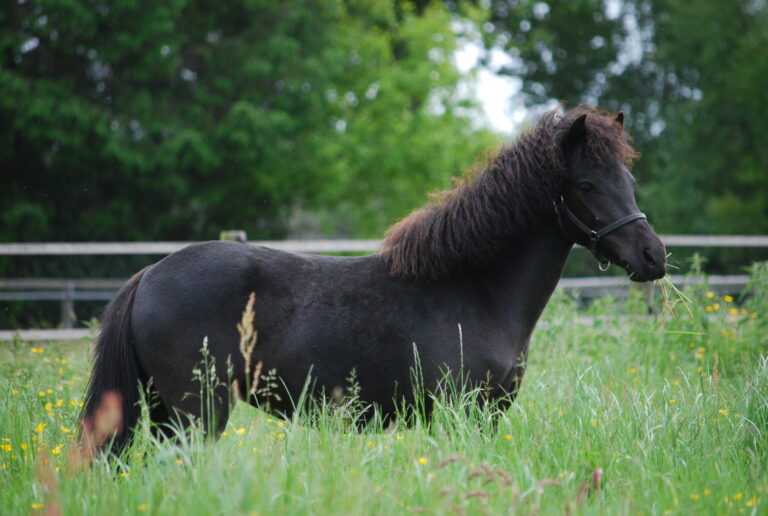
80, 266, 150, 456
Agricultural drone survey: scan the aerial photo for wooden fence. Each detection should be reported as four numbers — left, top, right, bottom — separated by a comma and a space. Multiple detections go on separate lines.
1, 235, 766, 338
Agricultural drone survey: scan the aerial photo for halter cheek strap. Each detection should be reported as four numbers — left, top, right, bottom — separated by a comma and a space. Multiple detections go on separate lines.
554, 196, 647, 266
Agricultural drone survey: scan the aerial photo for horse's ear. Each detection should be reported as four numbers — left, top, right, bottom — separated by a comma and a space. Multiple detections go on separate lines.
564, 114, 588, 154
615, 111, 624, 128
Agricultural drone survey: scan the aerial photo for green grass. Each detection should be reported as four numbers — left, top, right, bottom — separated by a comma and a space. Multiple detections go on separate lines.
1, 264, 767, 515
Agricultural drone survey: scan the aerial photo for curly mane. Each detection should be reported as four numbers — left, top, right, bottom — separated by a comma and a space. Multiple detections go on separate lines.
378, 107, 637, 278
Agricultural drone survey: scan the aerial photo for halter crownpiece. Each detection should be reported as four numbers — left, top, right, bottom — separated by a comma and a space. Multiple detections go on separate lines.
554, 195, 647, 267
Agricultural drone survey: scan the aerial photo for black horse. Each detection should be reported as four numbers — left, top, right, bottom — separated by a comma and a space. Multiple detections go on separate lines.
81, 107, 666, 454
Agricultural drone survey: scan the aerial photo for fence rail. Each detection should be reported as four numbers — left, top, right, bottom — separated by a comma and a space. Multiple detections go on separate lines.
1, 236, 765, 337
2, 234, 768, 255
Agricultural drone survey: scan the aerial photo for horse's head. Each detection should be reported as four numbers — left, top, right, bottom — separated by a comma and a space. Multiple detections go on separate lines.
557, 112, 666, 282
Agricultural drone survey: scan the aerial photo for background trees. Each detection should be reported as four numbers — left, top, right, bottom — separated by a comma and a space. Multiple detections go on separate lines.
1, 0, 494, 243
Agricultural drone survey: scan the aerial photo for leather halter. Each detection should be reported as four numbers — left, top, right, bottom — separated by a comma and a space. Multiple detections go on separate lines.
554, 195, 647, 269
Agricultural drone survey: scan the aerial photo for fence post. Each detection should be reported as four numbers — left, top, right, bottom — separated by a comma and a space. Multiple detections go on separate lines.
219, 230, 247, 243
629, 281, 655, 313
59, 280, 76, 329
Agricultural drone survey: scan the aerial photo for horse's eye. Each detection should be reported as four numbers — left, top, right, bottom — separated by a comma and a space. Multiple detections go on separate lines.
578, 182, 595, 193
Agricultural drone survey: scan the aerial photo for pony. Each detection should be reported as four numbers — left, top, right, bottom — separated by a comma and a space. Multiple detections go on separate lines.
81, 107, 666, 454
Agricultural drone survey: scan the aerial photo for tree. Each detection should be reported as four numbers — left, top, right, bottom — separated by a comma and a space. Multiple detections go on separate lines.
0, 0, 495, 244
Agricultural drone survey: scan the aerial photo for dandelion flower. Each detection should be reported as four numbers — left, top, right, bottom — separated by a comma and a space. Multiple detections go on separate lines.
31, 503, 44, 509
669, 399, 677, 404
706, 291, 715, 298
690, 493, 699, 500
503, 434, 512, 440
418, 457, 428, 465
719, 409, 728, 415
746, 497, 757, 507
137, 504, 148, 511
724, 295, 734, 303
733, 493, 743, 500
729, 308, 738, 315
703, 488, 711, 496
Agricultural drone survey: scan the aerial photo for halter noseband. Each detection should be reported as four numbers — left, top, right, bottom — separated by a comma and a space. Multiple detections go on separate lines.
554, 195, 647, 268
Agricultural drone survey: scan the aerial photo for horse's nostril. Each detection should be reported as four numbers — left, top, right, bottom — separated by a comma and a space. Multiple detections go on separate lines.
643, 247, 656, 266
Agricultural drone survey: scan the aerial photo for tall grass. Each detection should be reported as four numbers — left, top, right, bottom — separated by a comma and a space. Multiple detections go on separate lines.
1, 264, 767, 515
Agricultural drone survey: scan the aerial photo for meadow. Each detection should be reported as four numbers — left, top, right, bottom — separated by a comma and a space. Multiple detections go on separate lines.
1, 264, 767, 515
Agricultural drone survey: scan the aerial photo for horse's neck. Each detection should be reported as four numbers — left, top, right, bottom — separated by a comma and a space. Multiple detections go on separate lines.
484, 219, 573, 335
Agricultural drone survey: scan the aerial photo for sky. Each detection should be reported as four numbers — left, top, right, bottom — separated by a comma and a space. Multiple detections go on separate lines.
454, 41, 523, 134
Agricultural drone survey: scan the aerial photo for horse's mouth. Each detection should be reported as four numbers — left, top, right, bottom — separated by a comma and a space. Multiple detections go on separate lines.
619, 258, 666, 282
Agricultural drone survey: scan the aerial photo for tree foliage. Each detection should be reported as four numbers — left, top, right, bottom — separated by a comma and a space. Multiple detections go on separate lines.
1, 0, 495, 242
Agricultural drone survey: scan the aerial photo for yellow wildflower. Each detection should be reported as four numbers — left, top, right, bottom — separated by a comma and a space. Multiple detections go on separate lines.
746, 497, 757, 507
733, 493, 743, 500
690, 493, 700, 500
669, 399, 677, 404
276, 432, 285, 440
417, 457, 428, 465
31, 347, 44, 353
713, 303, 720, 310
706, 291, 715, 298
705, 306, 713, 312
234, 428, 245, 435
367, 441, 375, 447
729, 308, 738, 315
503, 434, 512, 440
628, 367, 638, 374
719, 409, 728, 415
696, 353, 704, 360
11, 389, 19, 395
20, 443, 28, 451
724, 295, 734, 303
703, 488, 711, 496
31, 502, 44, 509
34, 423, 46, 433
137, 504, 148, 511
